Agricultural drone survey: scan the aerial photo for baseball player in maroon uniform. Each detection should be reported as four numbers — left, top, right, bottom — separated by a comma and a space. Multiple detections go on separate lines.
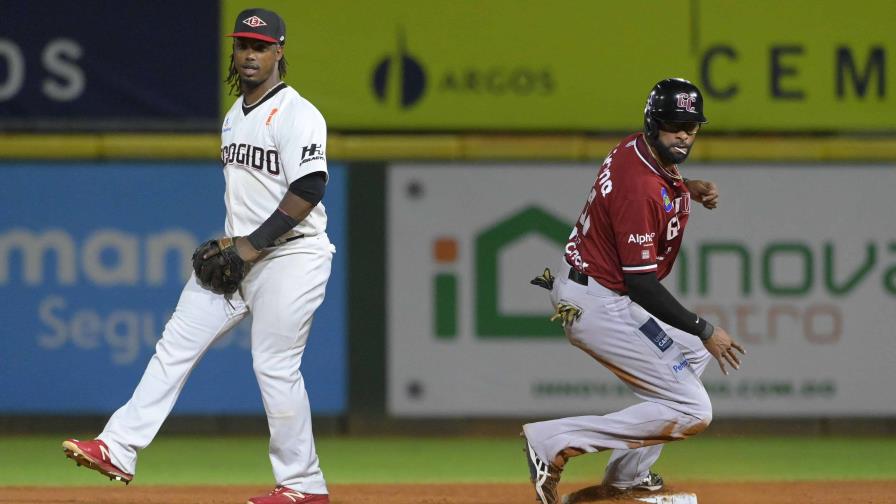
523, 78, 745, 504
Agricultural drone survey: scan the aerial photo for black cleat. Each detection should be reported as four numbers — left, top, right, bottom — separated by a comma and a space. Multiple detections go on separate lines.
523, 436, 562, 504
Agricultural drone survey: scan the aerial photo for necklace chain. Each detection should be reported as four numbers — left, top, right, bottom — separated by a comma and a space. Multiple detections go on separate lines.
244, 82, 283, 108
662, 166, 684, 180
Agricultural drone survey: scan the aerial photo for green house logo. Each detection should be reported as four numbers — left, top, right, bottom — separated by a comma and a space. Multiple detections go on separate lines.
434, 206, 570, 340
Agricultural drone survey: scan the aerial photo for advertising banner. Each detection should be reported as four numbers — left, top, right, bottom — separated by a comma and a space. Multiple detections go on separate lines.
223, 0, 894, 132
0, 162, 347, 414
387, 163, 896, 417
0, 1, 219, 130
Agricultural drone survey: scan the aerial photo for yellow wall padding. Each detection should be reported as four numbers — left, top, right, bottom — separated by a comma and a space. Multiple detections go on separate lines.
1, 133, 894, 162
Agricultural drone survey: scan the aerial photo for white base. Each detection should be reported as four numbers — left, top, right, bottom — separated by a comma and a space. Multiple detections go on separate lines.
635, 493, 698, 504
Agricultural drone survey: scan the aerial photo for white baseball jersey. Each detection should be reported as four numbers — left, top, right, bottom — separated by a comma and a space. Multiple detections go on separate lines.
220, 82, 328, 241
100, 82, 335, 492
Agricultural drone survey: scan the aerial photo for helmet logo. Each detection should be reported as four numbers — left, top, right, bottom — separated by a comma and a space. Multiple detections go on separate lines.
242, 15, 268, 27
676, 93, 696, 112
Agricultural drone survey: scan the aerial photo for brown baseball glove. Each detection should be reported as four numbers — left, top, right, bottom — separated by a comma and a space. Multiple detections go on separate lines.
191, 237, 247, 295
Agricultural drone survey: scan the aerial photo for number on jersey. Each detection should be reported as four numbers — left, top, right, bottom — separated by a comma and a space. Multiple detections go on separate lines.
666, 216, 681, 240
576, 150, 616, 237
578, 187, 597, 235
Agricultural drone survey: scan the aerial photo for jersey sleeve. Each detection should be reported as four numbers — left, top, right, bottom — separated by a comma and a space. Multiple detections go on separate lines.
612, 197, 664, 273
275, 100, 328, 184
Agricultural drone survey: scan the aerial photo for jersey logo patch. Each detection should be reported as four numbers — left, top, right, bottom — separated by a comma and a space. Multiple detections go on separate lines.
300, 143, 325, 165
662, 187, 673, 212
672, 356, 690, 373
639, 318, 673, 352
627, 232, 655, 245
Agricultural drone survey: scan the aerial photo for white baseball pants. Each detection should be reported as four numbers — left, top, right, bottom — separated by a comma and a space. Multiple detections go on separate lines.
98, 234, 334, 494
523, 263, 712, 488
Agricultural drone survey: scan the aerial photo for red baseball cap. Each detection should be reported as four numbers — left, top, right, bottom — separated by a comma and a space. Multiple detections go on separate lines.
227, 8, 286, 45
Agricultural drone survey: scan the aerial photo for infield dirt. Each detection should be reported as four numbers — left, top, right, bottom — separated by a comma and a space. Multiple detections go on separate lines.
3, 481, 895, 504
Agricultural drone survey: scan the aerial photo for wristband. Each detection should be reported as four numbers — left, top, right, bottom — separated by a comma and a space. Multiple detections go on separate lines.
247, 208, 299, 250
697, 318, 715, 341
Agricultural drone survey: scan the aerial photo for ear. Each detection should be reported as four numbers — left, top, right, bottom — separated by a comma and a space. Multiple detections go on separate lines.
276, 45, 284, 61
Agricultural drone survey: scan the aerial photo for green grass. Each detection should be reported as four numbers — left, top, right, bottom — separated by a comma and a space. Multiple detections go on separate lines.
2, 435, 894, 486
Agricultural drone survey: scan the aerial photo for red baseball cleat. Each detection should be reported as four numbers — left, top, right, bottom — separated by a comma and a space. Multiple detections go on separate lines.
246, 486, 329, 504
62, 438, 133, 484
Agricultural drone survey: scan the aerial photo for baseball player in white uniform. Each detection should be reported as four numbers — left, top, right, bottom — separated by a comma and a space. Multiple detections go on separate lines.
523, 79, 746, 504
62, 9, 333, 504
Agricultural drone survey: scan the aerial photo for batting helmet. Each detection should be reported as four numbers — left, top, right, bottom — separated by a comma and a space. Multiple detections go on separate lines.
643, 78, 708, 138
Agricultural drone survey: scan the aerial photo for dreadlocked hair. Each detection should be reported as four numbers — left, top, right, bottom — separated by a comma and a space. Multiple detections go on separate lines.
226, 52, 288, 96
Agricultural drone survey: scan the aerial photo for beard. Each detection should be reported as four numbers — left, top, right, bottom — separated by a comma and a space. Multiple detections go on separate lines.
653, 138, 691, 165
237, 63, 268, 90
239, 74, 263, 89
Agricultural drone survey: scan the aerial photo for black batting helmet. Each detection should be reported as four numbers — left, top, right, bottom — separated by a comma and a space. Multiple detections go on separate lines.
643, 78, 707, 137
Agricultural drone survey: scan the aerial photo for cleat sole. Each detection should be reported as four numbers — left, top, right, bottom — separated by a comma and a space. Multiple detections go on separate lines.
62, 442, 132, 484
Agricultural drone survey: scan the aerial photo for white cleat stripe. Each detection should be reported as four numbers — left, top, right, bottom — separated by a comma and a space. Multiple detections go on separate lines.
527, 443, 549, 503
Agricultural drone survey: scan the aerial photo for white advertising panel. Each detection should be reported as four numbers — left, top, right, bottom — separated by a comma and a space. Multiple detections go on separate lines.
387, 163, 896, 417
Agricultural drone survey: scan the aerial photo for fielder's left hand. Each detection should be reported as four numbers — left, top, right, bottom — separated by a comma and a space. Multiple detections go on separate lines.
685, 179, 719, 209
191, 237, 249, 295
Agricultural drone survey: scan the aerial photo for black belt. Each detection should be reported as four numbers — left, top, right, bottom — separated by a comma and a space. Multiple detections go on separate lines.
274, 234, 305, 246
568, 267, 623, 295
568, 267, 589, 286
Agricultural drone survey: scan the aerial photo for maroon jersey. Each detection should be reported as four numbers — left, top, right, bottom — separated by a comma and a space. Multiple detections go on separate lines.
565, 133, 691, 293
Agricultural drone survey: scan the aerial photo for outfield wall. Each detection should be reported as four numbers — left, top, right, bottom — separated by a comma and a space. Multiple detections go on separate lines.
0, 1, 220, 131
385, 163, 896, 418
2, 0, 894, 425
0, 162, 348, 415
1, 160, 894, 421
220, 0, 895, 132
2, 0, 893, 133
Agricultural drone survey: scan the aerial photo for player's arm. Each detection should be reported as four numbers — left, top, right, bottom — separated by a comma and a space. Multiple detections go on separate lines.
615, 196, 708, 336
624, 272, 745, 374
623, 271, 713, 339
236, 99, 329, 261
234, 171, 326, 261
614, 196, 743, 371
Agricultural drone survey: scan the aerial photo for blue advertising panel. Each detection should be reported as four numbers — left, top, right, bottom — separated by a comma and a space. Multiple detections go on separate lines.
0, 162, 347, 414
0, 1, 219, 130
